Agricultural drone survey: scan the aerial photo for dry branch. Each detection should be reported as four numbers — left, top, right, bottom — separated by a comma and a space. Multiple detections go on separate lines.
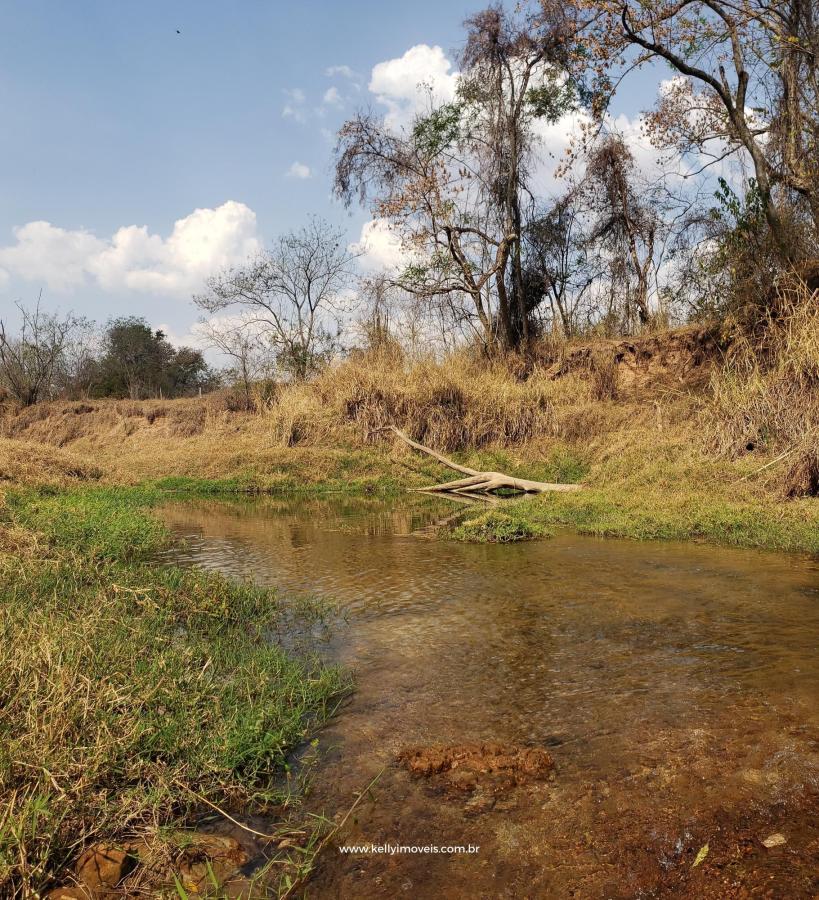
380, 427, 582, 497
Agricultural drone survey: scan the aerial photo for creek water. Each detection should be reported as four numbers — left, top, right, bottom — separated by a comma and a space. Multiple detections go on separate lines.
158, 495, 819, 898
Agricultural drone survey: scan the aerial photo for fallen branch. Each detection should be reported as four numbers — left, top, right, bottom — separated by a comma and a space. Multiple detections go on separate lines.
376, 427, 582, 497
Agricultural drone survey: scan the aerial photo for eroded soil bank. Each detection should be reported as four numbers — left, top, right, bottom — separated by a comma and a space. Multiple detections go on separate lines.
158, 495, 819, 898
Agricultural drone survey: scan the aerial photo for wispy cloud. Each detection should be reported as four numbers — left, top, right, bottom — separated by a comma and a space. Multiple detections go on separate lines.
325, 65, 356, 79
286, 161, 312, 179
282, 87, 307, 122
322, 86, 343, 108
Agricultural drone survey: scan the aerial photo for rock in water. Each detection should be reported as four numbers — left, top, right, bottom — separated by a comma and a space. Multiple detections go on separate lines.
762, 833, 787, 848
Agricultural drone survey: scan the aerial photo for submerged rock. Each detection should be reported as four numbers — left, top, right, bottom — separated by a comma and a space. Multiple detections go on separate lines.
399, 741, 554, 786
761, 832, 787, 848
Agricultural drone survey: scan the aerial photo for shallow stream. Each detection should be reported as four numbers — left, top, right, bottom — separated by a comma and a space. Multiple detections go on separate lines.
159, 495, 819, 898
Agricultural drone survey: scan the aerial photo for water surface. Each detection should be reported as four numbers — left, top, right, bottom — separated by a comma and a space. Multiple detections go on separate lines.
159, 495, 819, 898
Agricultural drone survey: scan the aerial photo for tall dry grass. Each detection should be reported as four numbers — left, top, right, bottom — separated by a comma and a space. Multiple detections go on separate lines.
264, 347, 596, 452
707, 280, 819, 495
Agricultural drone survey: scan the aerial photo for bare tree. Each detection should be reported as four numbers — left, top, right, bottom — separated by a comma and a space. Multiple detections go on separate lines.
195, 218, 358, 380
196, 315, 274, 407
0, 299, 83, 406
458, 3, 578, 348
584, 136, 659, 328
522, 191, 597, 336
334, 5, 577, 352
54, 318, 101, 398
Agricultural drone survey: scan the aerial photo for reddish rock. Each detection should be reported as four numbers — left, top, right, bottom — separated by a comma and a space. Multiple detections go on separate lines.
74, 843, 132, 891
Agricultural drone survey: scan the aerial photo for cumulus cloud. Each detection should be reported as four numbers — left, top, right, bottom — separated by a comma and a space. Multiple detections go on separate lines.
0, 222, 106, 292
286, 161, 312, 179
0, 201, 261, 296
369, 44, 458, 131
352, 218, 411, 272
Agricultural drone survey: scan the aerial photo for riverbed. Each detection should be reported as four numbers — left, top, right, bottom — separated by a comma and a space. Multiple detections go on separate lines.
159, 495, 819, 898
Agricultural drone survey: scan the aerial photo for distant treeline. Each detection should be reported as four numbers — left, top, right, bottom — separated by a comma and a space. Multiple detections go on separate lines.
0, 308, 216, 405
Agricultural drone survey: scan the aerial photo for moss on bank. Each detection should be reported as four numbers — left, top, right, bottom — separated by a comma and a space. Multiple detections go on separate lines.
451, 510, 549, 543
0, 486, 349, 897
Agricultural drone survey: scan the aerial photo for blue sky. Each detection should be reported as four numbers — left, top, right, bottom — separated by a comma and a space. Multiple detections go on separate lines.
0, 0, 661, 343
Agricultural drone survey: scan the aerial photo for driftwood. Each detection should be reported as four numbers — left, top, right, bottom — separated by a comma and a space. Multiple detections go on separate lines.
380, 427, 582, 497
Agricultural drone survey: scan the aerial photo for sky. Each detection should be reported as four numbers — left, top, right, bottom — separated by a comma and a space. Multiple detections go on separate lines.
0, 0, 664, 347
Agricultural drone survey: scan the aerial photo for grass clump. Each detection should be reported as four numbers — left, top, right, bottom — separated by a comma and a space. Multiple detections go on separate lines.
0, 487, 348, 897
451, 509, 548, 543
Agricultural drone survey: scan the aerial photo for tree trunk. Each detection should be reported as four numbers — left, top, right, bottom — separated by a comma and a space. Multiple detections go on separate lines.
381, 427, 582, 497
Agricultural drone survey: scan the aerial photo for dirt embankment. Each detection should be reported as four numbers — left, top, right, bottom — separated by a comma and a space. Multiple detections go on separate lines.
0, 326, 719, 469
545, 325, 720, 393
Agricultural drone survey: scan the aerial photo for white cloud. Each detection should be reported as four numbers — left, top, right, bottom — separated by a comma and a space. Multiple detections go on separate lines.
0, 201, 261, 297
286, 161, 312, 179
326, 65, 355, 80
156, 322, 206, 350
352, 218, 410, 272
282, 87, 307, 122
322, 86, 343, 107
369, 44, 458, 131
0, 222, 106, 292
0, 267, 9, 290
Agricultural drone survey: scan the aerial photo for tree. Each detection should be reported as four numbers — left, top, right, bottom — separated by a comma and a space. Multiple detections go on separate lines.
521, 192, 597, 336
335, 110, 511, 350
53, 318, 101, 399
95, 317, 175, 399
163, 346, 216, 397
334, 4, 577, 352
0, 299, 84, 406
585, 135, 659, 327
458, 4, 578, 347
560, 0, 819, 261
94, 317, 211, 399
196, 315, 275, 408
195, 218, 357, 380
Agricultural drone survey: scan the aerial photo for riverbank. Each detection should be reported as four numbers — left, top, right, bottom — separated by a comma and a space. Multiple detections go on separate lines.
0, 484, 349, 897
1, 331, 817, 894
1, 340, 817, 555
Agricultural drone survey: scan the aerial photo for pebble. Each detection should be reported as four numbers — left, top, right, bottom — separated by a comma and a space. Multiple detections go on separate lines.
761, 833, 787, 848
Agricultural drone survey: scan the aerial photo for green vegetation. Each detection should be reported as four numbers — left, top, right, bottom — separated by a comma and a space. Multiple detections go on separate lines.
0, 486, 348, 896
451, 509, 549, 543
512, 487, 819, 555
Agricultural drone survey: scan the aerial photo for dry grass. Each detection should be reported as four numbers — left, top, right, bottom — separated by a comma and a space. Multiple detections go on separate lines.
0, 352, 595, 487
0, 324, 816, 546
706, 282, 819, 495
268, 348, 571, 451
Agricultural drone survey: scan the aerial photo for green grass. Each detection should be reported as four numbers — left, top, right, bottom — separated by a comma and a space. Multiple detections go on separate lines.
451, 509, 549, 543
456, 444, 589, 486
0, 486, 349, 897
147, 463, 413, 499
510, 486, 819, 554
